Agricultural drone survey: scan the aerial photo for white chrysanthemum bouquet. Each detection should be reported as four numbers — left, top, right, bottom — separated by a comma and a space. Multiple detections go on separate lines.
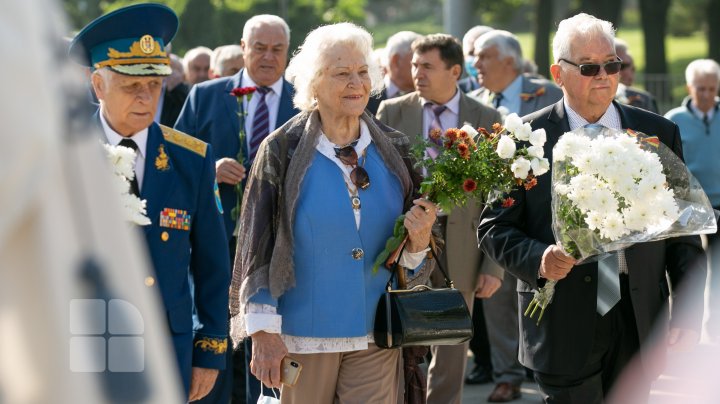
103, 143, 151, 226
525, 126, 716, 323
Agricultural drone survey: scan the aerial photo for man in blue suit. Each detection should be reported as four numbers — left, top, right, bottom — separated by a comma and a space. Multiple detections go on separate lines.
69, 4, 231, 401
175, 14, 299, 404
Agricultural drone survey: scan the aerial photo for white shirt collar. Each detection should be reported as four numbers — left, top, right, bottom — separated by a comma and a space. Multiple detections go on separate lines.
317, 120, 372, 159
99, 107, 148, 158
563, 99, 622, 131
241, 73, 284, 96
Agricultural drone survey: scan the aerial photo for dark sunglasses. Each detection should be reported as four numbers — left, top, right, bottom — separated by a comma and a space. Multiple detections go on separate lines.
558, 58, 623, 77
335, 146, 371, 190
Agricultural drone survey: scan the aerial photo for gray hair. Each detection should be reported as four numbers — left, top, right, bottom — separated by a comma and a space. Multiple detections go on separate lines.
553, 13, 615, 63
286, 22, 384, 112
474, 30, 523, 71
385, 31, 423, 58
462, 25, 494, 56
685, 59, 720, 86
242, 14, 290, 43
614, 38, 629, 55
211, 44, 243, 73
182, 46, 212, 72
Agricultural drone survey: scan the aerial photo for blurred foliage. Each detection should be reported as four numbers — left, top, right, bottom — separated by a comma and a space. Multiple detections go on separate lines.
63, 0, 366, 54
667, 0, 706, 37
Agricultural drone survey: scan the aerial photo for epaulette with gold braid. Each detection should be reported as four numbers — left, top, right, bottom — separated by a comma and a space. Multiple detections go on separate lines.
160, 125, 207, 157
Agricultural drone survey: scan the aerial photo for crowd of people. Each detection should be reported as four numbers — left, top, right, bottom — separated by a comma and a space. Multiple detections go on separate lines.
68, 3, 719, 404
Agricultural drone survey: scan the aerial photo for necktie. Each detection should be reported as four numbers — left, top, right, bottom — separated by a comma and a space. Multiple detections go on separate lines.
597, 252, 624, 315
493, 92, 504, 108
118, 138, 140, 197
426, 103, 447, 145
249, 86, 271, 161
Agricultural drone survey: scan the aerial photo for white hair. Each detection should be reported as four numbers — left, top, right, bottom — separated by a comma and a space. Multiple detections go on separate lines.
685, 59, 720, 86
474, 30, 523, 71
182, 46, 212, 71
242, 14, 290, 43
385, 31, 423, 58
553, 13, 615, 63
462, 25, 494, 56
211, 44, 244, 73
286, 22, 384, 112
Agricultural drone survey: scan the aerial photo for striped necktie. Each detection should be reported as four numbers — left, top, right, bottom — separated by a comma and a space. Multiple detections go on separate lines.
426, 102, 447, 144
249, 86, 271, 161
597, 252, 625, 315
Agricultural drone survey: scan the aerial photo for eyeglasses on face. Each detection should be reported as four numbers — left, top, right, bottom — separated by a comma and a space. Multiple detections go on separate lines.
335, 146, 371, 190
558, 58, 623, 77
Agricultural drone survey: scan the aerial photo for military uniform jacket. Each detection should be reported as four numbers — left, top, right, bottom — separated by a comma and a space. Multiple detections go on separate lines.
100, 116, 231, 369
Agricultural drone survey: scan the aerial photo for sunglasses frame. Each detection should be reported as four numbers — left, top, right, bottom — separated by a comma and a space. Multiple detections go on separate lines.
335, 146, 371, 190
558, 58, 623, 77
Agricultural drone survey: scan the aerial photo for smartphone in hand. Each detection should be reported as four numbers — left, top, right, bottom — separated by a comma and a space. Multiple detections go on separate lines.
281, 357, 302, 386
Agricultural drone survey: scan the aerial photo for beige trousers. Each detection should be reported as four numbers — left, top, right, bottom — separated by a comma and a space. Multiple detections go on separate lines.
280, 344, 400, 404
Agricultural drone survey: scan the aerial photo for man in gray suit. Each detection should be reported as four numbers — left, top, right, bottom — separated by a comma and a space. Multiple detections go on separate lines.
377, 33, 503, 404
471, 30, 562, 119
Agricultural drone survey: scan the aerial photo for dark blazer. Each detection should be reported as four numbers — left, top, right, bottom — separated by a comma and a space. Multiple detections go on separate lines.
174, 69, 299, 239
97, 115, 230, 390
365, 88, 387, 116
160, 82, 189, 127
377, 91, 505, 290
477, 100, 705, 377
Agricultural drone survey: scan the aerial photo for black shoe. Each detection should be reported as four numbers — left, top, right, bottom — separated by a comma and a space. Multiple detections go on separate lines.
465, 365, 493, 385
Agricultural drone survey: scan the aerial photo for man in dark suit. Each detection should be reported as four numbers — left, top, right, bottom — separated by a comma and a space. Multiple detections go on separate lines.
69, 4, 231, 402
378, 33, 503, 404
470, 29, 564, 402
478, 13, 706, 403
158, 54, 190, 127
174, 14, 299, 404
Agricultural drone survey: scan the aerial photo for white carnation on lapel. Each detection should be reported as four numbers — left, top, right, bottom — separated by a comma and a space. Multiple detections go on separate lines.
103, 142, 151, 226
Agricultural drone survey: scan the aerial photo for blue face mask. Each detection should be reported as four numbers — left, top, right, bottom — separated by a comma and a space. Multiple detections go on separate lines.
465, 58, 478, 79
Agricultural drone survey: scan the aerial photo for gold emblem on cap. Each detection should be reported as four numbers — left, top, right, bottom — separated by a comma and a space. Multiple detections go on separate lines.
139, 34, 155, 54
161, 231, 170, 242
144, 276, 155, 287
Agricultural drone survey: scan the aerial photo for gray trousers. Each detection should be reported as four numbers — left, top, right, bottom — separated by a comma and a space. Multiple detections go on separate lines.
482, 273, 526, 386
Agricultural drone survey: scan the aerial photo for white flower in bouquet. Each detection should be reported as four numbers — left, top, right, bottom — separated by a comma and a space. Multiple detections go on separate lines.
459, 124, 479, 138
530, 157, 550, 176
524, 127, 717, 324
503, 113, 523, 133
527, 145, 544, 159
103, 143, 151, 226
529, 128, 547, 146
511, 157, 531, 179
496, 135, 516, 159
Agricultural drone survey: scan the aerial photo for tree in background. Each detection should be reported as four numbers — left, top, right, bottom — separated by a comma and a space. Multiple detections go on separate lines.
709, 0, 720, 63
640, 0, 672, 103
63, 0, 366, 54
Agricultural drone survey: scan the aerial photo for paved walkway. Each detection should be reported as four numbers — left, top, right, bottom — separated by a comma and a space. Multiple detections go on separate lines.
461, 340, 720, 403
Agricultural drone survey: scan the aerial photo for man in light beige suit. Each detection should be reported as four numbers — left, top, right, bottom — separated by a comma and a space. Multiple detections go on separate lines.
377, 33, 503, 404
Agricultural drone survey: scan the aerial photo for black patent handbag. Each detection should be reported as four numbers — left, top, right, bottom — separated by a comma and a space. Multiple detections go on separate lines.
373, 245, 473, 349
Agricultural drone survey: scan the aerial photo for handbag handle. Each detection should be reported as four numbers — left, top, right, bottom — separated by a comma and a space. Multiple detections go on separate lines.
385, 238, 455, 291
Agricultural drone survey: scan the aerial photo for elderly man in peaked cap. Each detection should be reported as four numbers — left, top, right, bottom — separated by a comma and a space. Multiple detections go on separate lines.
69, 4, 231, 401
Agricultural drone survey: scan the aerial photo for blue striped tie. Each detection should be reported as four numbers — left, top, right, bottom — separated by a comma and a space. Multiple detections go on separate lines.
249, 86, 271, 161
597, 252, 623, 315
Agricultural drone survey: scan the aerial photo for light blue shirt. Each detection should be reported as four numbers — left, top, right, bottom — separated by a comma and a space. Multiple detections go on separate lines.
496, 74, 523, 115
